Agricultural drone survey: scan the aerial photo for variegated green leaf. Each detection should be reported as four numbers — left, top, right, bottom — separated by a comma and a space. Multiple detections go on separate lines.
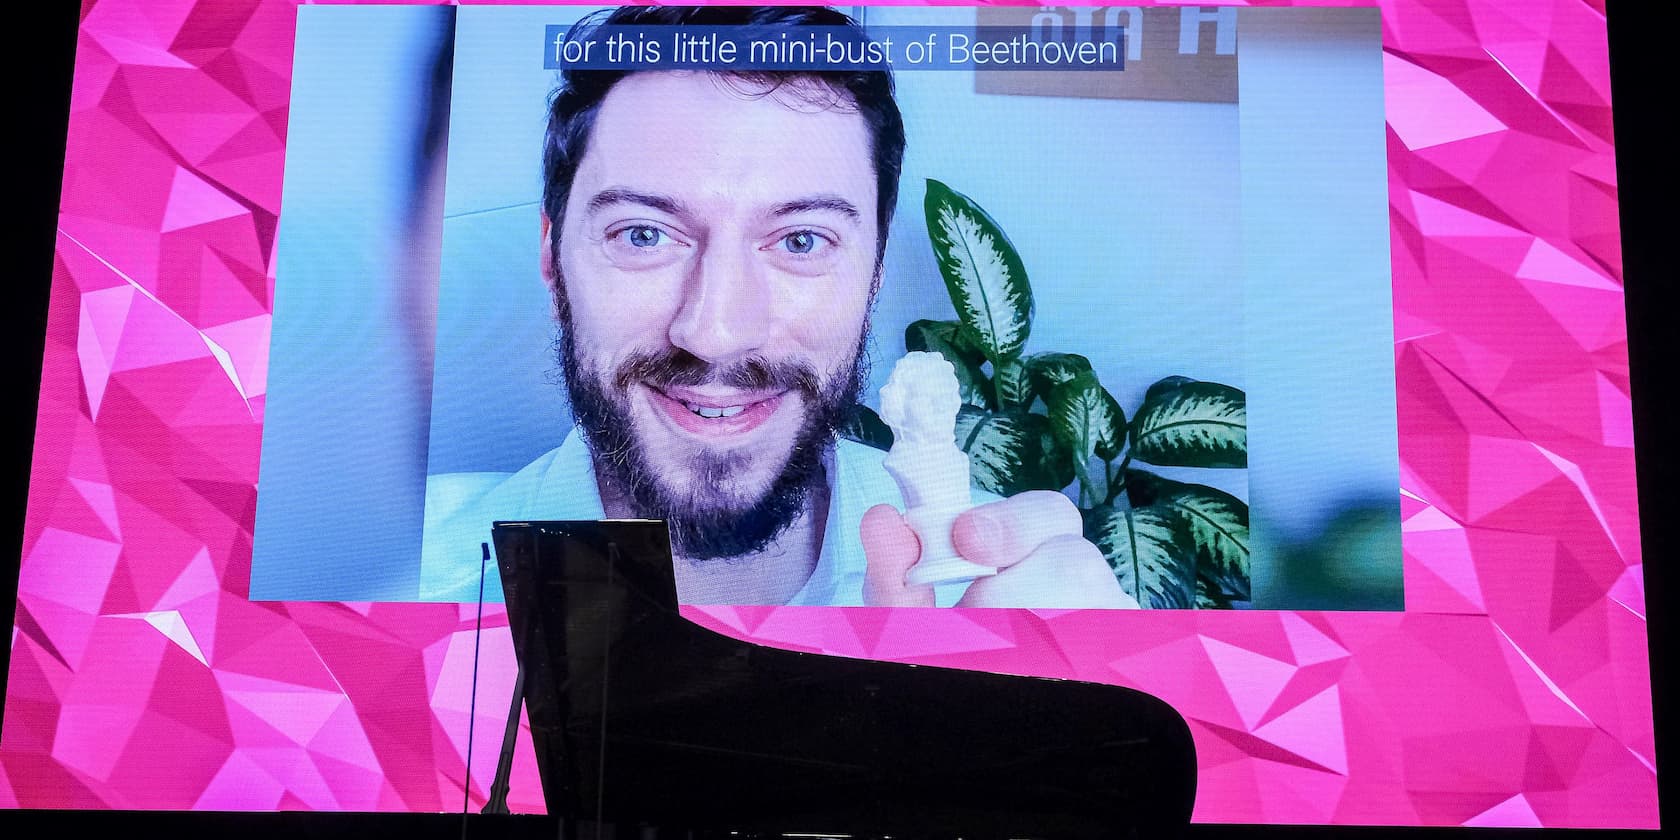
1026, 352, 1093, 399
1123, 471, 1251, 605
1032, 411, 1076, 492
953, 406, 1069, 496
904, 319, 984, 364
1120, 468, 1171, 507
1163, 482, 1250, 602
1131, 377, 1247, 468
1084, 504, 1197, 609
1195, 578, 1232, 609
1048, 372, 1126, 467
924, 178, 1033, 364
837, 404, 894, 452
905, 320, 993, 408
994, 357, 1032, 408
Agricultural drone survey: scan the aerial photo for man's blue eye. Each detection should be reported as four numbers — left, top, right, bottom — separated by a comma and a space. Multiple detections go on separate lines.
625, 226, 662, 247
783, 231, 817, 254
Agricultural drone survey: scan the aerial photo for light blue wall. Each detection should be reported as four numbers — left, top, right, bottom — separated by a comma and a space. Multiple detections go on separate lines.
425, 6, 600, 478
250, 6, 453, 600
1238, 8, 1401, 607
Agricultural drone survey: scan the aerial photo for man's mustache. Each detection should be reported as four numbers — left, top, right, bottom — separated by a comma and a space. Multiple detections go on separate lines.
612, 349, 823, 396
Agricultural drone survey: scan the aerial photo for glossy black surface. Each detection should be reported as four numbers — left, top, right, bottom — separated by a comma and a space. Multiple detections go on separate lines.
491, 520, 1198, 839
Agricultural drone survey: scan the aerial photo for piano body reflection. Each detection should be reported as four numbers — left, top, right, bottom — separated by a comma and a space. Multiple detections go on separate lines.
489, 520, 1196, 838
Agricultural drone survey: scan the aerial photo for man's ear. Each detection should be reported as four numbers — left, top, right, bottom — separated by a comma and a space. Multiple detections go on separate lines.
539, 215, 555, 285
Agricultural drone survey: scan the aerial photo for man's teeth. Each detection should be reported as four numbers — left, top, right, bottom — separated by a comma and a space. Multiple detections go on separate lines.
684, 401, 746, 419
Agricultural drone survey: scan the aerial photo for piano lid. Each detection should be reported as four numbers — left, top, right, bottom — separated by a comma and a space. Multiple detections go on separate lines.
491, 520, 1196, 838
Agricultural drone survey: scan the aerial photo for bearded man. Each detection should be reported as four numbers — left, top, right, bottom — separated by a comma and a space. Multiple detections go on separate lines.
434, 5, 1131, 609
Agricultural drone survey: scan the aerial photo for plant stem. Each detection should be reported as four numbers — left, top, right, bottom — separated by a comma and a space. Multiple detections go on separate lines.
1105, 453, 1133, 504
1075, 460, 1097, 509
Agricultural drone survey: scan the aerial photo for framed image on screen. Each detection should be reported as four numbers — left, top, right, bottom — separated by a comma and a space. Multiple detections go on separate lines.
4, 1, 1660, 831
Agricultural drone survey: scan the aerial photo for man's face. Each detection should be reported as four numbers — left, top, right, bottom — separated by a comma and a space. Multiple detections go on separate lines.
551, 72, 880, 559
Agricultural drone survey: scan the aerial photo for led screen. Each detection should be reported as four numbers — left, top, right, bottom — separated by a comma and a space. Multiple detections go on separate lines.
250, 3, 1401, 612
2, 0, 1656, 829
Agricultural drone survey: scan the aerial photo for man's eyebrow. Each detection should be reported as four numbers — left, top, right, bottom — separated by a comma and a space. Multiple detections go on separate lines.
771, 195, 862, 221
585, 188, 690, 217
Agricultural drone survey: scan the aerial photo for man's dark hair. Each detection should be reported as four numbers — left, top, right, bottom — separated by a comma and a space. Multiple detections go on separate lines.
540, 5, 906, 269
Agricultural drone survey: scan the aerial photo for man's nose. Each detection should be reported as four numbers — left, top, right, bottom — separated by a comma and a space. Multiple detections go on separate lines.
668, 241, 771, 365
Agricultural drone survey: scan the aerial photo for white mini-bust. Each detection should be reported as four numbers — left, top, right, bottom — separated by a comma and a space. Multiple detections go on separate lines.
879, 352, 996, 587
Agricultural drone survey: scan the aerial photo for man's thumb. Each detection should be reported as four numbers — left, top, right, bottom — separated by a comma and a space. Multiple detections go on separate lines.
860, 504, 934, 607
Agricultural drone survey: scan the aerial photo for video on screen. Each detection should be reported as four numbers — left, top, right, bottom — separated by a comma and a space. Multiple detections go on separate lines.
9, 1, 1655, 827
251, 4, 1403, 610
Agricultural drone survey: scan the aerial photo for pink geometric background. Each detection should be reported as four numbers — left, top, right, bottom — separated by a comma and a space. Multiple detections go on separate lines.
1, 0, 1654, 828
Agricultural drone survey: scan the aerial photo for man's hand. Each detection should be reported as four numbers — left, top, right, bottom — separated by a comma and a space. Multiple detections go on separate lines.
861, 491, 1140, 608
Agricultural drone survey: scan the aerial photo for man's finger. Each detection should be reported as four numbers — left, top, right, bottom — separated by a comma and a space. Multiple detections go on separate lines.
957, 533, 1137, 609
950, 490, 1084, 569
860, 504, 936, 607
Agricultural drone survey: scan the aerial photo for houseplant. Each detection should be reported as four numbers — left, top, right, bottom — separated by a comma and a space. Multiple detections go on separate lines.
847, 179, 1251, 609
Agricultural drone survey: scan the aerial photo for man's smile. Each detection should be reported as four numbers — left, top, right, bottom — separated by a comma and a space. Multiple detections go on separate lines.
643, 383, 788, 438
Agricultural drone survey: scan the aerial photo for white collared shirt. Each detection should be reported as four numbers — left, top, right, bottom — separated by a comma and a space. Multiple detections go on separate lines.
419, 433, 976, 605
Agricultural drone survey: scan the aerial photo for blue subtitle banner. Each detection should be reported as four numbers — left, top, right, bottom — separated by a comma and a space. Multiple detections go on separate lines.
542, 25, 1127, 71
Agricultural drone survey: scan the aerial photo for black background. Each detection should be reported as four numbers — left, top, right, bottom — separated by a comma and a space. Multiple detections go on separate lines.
1, 1, 1670, 837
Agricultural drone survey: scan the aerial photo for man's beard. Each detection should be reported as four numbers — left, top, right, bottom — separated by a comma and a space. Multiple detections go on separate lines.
557, 311, 868, 561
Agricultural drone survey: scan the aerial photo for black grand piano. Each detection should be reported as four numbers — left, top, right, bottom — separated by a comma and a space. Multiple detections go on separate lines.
488, 520, 1197, 839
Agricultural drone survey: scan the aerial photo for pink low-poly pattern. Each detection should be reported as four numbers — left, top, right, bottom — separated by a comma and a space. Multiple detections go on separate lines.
2, 0, 1653, 828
